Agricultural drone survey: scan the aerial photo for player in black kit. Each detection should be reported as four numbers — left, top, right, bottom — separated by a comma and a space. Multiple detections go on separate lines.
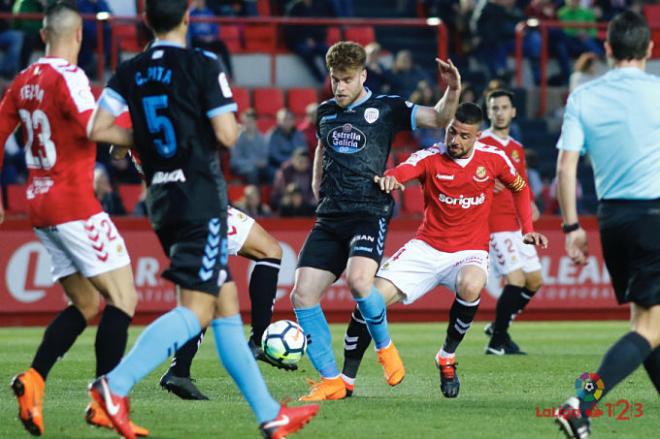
293, 41, 462, 401
85, 1, 319, 438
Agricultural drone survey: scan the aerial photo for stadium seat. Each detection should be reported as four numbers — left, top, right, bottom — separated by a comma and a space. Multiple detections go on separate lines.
244, 25, 278, 52
260, 186, 272, 205
254, 87, 285, 117
643, 4, 660, 26
232, 87, 251, 112
392, 131, 416, 149
227, 184, 246, 203
344, 26, 376, 46
326, 26, 341, 46
118, 184, 143, 213
219, 25, 242, 53
257, 116, 277, 133
7, 184, 28, 213
287, 88, 318, 116
113, 22, 142, 53
652, 30, 660, 59
90, 85, 103, 99
402, 184, 424, 215
257, 0, 271, 15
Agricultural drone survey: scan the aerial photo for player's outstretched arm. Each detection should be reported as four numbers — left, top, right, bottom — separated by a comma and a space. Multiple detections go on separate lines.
312, 142, 324, 201
373, 175, 405, 194
87, 106, 133, 147
413, 58, 461, 129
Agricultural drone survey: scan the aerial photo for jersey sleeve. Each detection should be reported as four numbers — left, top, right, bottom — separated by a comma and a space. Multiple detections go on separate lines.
0, 85, 20, 169
385, 147, 436, 183
201, 55, 237, 119
494, 151, 533, 233
386, 96, 418, 132
58, 68, 96, 130
98, 69, 128, 117
556, 92, 586, 154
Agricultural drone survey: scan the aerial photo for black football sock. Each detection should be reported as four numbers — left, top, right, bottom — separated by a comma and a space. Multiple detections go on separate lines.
514, 286, 538, 315
31, 305, 87, 379
491, 285, 524, 344
341, 308, 372, 379
95, 305, 132, 377
170, 328, 207, 378
248, 258, 280, 345
642, 347, 660, 392
579, 332, 652, 416
442, 296, 480, 354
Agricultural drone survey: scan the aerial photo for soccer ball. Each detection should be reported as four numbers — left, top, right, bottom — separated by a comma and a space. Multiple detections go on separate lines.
261, 320, 307, 365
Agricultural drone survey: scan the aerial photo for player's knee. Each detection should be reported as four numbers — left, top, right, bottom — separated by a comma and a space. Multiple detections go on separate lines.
73, 293, 101, 322
505, 270, 526, 287
456, 278, 483, 302
525, 272, 543, 292
263, 240, 283, 260
290, 286, 317, 309
346, 272, 372, 297
106, 286, 138, 317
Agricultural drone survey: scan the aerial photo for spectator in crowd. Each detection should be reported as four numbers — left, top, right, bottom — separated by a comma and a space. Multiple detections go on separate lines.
284, 0, 336, 82
12, 0, 47, 69
594, 0, 634, 22
471, 0, 541, 84
386, 49, 432, 98
94, 167, 126, 215
267, 108, 308, 180
525, 0, 573, 85
557, 0, 604, 57
297, 102, 318, 155
330, 0, 353, 17
270, 147, 314, 210
77, 0, 113, 78
570, 51, 601, 92
410, 80, 444, 148
1, 134, 27, 185
0, 0, 24, 79
190, 0, 234, 78
459, 82, 477, 103
207, 0, 245, 16
234, 184, 272, 217
278, 183, 316, 217
230, 108, 269, 184
364, 42, 391, 94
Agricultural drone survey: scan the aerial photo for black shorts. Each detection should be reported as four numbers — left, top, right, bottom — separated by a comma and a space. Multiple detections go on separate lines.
598, 200, 660, 306
297, 214, 389, 278
155, 217, 231, 295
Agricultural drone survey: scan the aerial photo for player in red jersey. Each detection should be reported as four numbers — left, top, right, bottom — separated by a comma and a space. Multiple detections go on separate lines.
0, 4, 146, 436
480, 89, 544, 356
339, 103, 547, 398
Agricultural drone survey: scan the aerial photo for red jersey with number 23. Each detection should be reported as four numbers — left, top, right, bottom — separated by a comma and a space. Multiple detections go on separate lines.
386, 142, 532, 252
480, 130, 532, 233
0, 57, 102, 227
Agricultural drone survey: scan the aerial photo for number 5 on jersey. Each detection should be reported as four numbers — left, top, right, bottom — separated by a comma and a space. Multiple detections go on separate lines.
142, 95, 177, 158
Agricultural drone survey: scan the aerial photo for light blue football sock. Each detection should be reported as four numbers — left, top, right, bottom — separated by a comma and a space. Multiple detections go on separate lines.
107, 306, 201, 396
294, 304, 339, 378
212, 314, 280, 424
355, 287, 391, 350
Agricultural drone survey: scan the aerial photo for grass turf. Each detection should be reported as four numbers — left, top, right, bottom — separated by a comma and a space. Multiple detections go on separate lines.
1, 322, 658, 438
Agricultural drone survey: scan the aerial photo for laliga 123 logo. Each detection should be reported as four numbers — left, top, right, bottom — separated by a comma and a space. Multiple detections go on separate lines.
576, 372, 605, 402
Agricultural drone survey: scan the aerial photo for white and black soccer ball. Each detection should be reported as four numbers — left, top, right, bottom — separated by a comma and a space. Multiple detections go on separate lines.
261, 320, 307, 366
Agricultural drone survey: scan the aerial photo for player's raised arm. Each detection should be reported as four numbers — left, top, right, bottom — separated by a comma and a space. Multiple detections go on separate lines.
413, 58, 461, 129
312, 141, 324, 201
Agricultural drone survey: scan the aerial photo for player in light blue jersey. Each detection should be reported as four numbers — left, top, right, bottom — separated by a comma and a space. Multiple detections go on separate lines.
554, 11, 660, 439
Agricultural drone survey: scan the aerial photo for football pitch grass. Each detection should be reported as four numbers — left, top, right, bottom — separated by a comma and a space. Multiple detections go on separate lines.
1, 322, 658, 438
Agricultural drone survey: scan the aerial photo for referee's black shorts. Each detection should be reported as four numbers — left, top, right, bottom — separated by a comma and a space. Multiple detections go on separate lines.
598, 199, 660, 307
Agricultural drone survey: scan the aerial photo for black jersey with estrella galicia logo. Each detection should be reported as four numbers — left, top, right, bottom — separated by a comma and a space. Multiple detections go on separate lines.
316, 88, 417, 217
100, 42, 237, 228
